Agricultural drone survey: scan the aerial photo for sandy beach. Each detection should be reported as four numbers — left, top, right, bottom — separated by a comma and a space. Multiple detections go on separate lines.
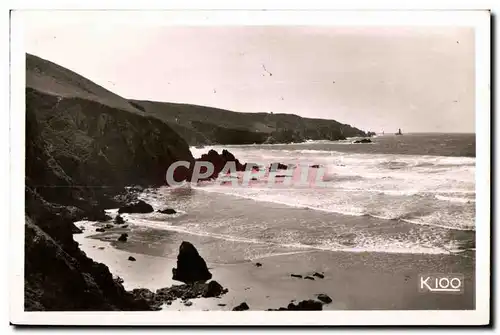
74, 220, 474, 311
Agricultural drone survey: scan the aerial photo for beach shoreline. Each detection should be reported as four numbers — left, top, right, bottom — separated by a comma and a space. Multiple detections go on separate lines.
75, 220, 475, 311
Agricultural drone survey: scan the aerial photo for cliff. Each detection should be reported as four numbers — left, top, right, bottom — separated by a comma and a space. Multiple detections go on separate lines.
129, 100, 367, 145
25, 53, 193, 310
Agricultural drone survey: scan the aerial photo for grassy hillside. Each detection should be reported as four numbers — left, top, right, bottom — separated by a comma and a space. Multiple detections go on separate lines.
130, 100, 367, 145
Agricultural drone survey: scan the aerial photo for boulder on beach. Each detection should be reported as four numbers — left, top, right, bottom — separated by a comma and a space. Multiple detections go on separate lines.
311, 164, 321, 168
287, 299, 323, 310
304, 276, 315, 281
317, 294, 332, 304
255, 262, 262, 267
232, 302, 249, 311
118, 233, 128, 242
291, 274, 302, 278
202, 280, 226, 298
128, 256, 136, 261
172, 241, 212, 283
118, 200, 154, 214
158, 208, 177, 215
95, 228, 106, 233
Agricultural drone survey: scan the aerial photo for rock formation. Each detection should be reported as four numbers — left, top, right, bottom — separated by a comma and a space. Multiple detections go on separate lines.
172, 241, 212, 283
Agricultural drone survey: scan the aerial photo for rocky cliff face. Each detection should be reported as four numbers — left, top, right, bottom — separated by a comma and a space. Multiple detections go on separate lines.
24, 54, 194, 310
129, 100, 367, 145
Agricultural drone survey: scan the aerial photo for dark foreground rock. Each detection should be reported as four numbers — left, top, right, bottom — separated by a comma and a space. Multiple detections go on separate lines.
118, 200, 154, 214
317, 294, 332, 304
195, 149, 245, 180
267, 299, 323, 311
233, 302, 250, 311
131, 280, 228, 310
172, 241, 212, 283
202, 280, 227, 298
158, 208, 177, 215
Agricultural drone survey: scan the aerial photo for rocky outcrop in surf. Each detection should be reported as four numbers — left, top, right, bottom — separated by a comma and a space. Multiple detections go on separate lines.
118, 200, 154, 214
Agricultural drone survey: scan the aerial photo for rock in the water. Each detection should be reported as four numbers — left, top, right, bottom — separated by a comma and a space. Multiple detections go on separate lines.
202, 280, 226, 298
118, 233, 128, 242
128, 256, 136, 261
291, 274, 302, 278
105, 224, 114, 229
172, 241, 212, 283
269, 162, 288, 171
311, 164, 321, 168
158, 208, 177, 215
118, 200, 154, 214
304, 276, 315, 280
95, 228, 106, 233
114, 215, 125, 225
85, 208, 112, 222
233, 302, 249, 311
312, 272, 325, 279
317, 294, 332, 304
255, 262, 262, 267
353, 138, 372, 144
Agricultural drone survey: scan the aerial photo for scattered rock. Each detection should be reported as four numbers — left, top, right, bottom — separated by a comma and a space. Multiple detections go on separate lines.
118, 200, 154, 214
311, 164, 321, 168
202, 280, 227, 298
128, 256, 136, 261
98, 247, 105, 250
233, 302, 249, 311
158, 208, 177, 215
312, 272, 325, 279
184, 301, 193, 307
304, 276, 315, 280
291, 274, 302, 278
217, 303, 226, 307
172, 241, 212, 283
95, 228, 106, 233
114, 215, 125, 225
105, 224, 114, 229
122, 225, 128, 228
287, 300, 323, 310
118, 233, 128, 242
255, 262, 262, 267
317, 294, 332, 304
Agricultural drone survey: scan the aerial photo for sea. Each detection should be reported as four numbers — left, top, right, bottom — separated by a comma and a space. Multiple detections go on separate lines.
109, 133, 476, 263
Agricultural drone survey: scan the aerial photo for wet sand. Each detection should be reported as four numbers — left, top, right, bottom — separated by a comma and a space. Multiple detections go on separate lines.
74, 222, 474, 311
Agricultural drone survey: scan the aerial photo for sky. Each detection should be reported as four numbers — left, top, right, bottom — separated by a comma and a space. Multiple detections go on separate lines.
23, 13, 475, 133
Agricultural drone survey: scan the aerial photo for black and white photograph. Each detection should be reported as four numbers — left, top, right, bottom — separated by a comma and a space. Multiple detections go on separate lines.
9, 9, 490, 326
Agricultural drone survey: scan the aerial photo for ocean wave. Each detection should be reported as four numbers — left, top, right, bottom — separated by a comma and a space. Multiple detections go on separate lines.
435, 194, 476, 204
192, 186, 475, 231
128, 217, 461, 255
